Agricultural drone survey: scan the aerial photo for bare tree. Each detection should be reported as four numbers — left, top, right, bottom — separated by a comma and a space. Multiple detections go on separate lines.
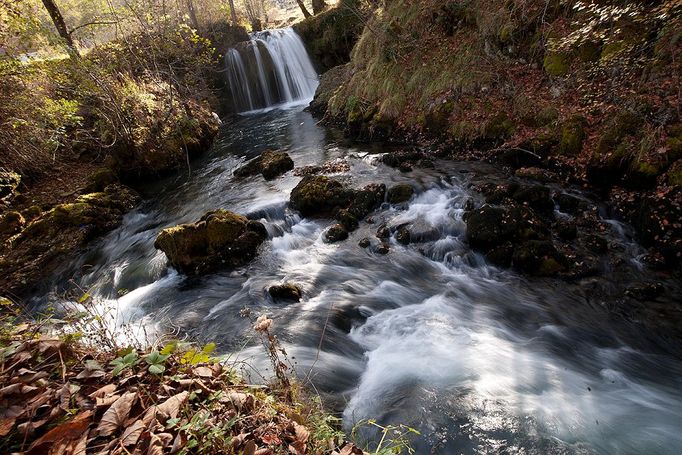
186, 0, 200, 30
40, 0, 79, 56
295, 0, 311, 18
227, 0, 238, 24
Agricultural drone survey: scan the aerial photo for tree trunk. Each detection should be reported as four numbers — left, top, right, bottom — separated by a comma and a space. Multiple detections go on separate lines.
296, 0, 312, 18
186, 0, 200, 31
312, 0, 327, 15
228, 0, 238, 25
40, 0, 78, 56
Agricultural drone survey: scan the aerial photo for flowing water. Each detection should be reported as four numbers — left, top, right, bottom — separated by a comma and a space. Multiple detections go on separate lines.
36, 30, 682, 455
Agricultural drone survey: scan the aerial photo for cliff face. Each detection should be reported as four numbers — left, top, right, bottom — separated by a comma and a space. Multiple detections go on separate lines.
311, 0, 682, 266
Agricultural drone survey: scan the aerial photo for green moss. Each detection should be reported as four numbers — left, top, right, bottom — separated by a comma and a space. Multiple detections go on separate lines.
536, 107, 559, 127
204, 211, 247, 250
543, 52, 571, 76
667, 161, 682, 186
0, 211, 25, 236
424, 100, 454, 134
52, 203, 95, 226
538, 257, 565, 276
597, 111, 643, 154
557, 115, 587, 156
482, 113, 516, 140
21, 205, 42, 221
448, 121, 477, 142
667, 125, 682, 161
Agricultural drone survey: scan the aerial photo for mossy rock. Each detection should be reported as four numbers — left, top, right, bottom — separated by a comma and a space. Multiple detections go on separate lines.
557, 115, 587, 156
535, 107, 560, 127
512, 240, 566, 276
21, 205, 42, 222
335, 209, 359, 231
387, 184, 414, 204
448, 121, 477, 142
597, 110, 643, 154
667, 124, 682, 162
424, 101, 454, 134
347, 183, 386, 218
627, 160, 661, 189
482, 113, 516, 140
86, 168, 118, 192
543, 51, 571, 76
154, 209, 267, 275
235, 150, 294, 181
290, 175, 354, 217
0, 170, 21, 204
268, 283, 302, 302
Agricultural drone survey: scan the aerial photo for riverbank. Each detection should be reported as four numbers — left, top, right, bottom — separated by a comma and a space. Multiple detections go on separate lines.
307, 0, 682, 272
0, 299, 366, 454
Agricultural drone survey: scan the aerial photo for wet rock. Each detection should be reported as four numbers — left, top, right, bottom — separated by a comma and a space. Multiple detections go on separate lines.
555, 193, 586, 215
556, 219, 578, 240
486, 242, 514, 268
154, 209, 267, 274
396, 227, 411, 245
381, 149, 426, 170
358, 237, 371, 248
0, 211, 25, 237
512, 240, 567, 276
625, 282, 664, 301
376, 225, 390, 239
335, 209, 359, 231
387, 184, 414, 204
511, 185, 554, 217
235, 150, 294, 180
583, 234, 608, 254
466, 205, 523, 251
464, 198, 475, 211
294, 158, 350, 176
375, 242, 390, 255
483, 182, 519, 204
515, 167, 557, 183
348, 183, 386, 218
268, 283, 302, 302
289, 175, 354, 217
308, 64, 351, 116
496, 148, 542, 169
325, 223, 349, 243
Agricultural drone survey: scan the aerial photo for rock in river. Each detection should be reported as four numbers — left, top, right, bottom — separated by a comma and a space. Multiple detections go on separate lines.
235, 150, 294, 180
155, 209, 267, 274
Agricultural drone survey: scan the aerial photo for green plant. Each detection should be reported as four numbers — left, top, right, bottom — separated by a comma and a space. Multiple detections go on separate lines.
352, 419, 420, 455
143, 350, 169, 374
109, 349, 138, 376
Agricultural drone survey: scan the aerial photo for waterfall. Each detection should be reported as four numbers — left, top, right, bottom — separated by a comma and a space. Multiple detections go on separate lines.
224, 27, 319, 113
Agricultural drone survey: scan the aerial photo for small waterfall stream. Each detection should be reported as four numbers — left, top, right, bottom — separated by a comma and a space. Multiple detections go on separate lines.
224, 27, 319, 113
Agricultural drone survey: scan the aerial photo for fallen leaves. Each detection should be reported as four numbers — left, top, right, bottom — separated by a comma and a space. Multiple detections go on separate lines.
96, 392, 137, 436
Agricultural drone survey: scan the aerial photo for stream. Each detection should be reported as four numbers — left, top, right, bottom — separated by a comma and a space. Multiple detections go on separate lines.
34, 28, 682, 455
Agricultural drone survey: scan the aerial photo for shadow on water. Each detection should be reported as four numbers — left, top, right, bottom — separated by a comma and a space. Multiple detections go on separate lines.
35, 105, 682, 455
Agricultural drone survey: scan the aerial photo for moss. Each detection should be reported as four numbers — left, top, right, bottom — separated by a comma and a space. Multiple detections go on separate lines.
21, 205, 42, 221
204, 210, 248, 250
597, 111, 643, 154
667, 125, 682, 161
387, 184, 414, 204
538, 257, 565, 276
543, 52, 571, 76
448, 121, 477, 142
536, 107, 559, 127
424, 100, 454, 134
557, 115, 587, 156
482, 113, 516, 140
667, 161, 682, 186
0, 211, 25, 236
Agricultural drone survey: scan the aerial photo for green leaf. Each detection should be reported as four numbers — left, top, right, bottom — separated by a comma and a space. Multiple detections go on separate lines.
149, 364, 165, 375
144, 350, 169, 365
160, 341, 177, 355
201, 342, 216, 355
78, 292, 91, 303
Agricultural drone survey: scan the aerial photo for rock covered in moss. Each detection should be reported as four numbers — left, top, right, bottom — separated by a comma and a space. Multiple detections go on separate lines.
86, 168, 118, 192
557, 115, 587, 156
268, 283, 302, 302
289, 175, 354, 217
348, 183, 386, 218
235, 150, 294, 180
512, 240, 567, 276
155, 209, 267, 274
387, 184, 414, 204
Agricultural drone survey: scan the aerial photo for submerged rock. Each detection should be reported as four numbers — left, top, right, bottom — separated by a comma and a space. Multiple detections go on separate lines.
268, 283, 302, 302
396, 227, 411, 245
154, 209, 267, 274
235, 150, 294, 180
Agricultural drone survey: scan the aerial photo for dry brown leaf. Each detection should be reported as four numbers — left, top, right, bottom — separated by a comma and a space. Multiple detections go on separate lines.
26, 410, 92, 455
170, 431, 187, 454
50, 429, 88, 455
142, 391, 188, 427
244, 440, 257, 455
288, 442, 305, 455
192, 366, 213, 378
148, 433, 164, 455
96, 392, 138, 437
293, 422, 309, 444
96, 394, 121, 408
220, 392, 254, 411
255, 449, 273, 455
0, 417, 15, 437
89, 383, 117, 399
121, 419, 146, 446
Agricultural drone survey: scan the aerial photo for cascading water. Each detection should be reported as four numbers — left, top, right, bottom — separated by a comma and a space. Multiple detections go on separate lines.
224, 27, 318, 113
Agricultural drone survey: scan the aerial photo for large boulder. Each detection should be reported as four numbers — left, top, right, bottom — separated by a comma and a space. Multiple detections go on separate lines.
466, 205, 524, 251
348, 183, 386, 218
155, 210, 267, 275
289, 175, 354, 217
235, 150, 294, 180
387, 184, 414, 204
